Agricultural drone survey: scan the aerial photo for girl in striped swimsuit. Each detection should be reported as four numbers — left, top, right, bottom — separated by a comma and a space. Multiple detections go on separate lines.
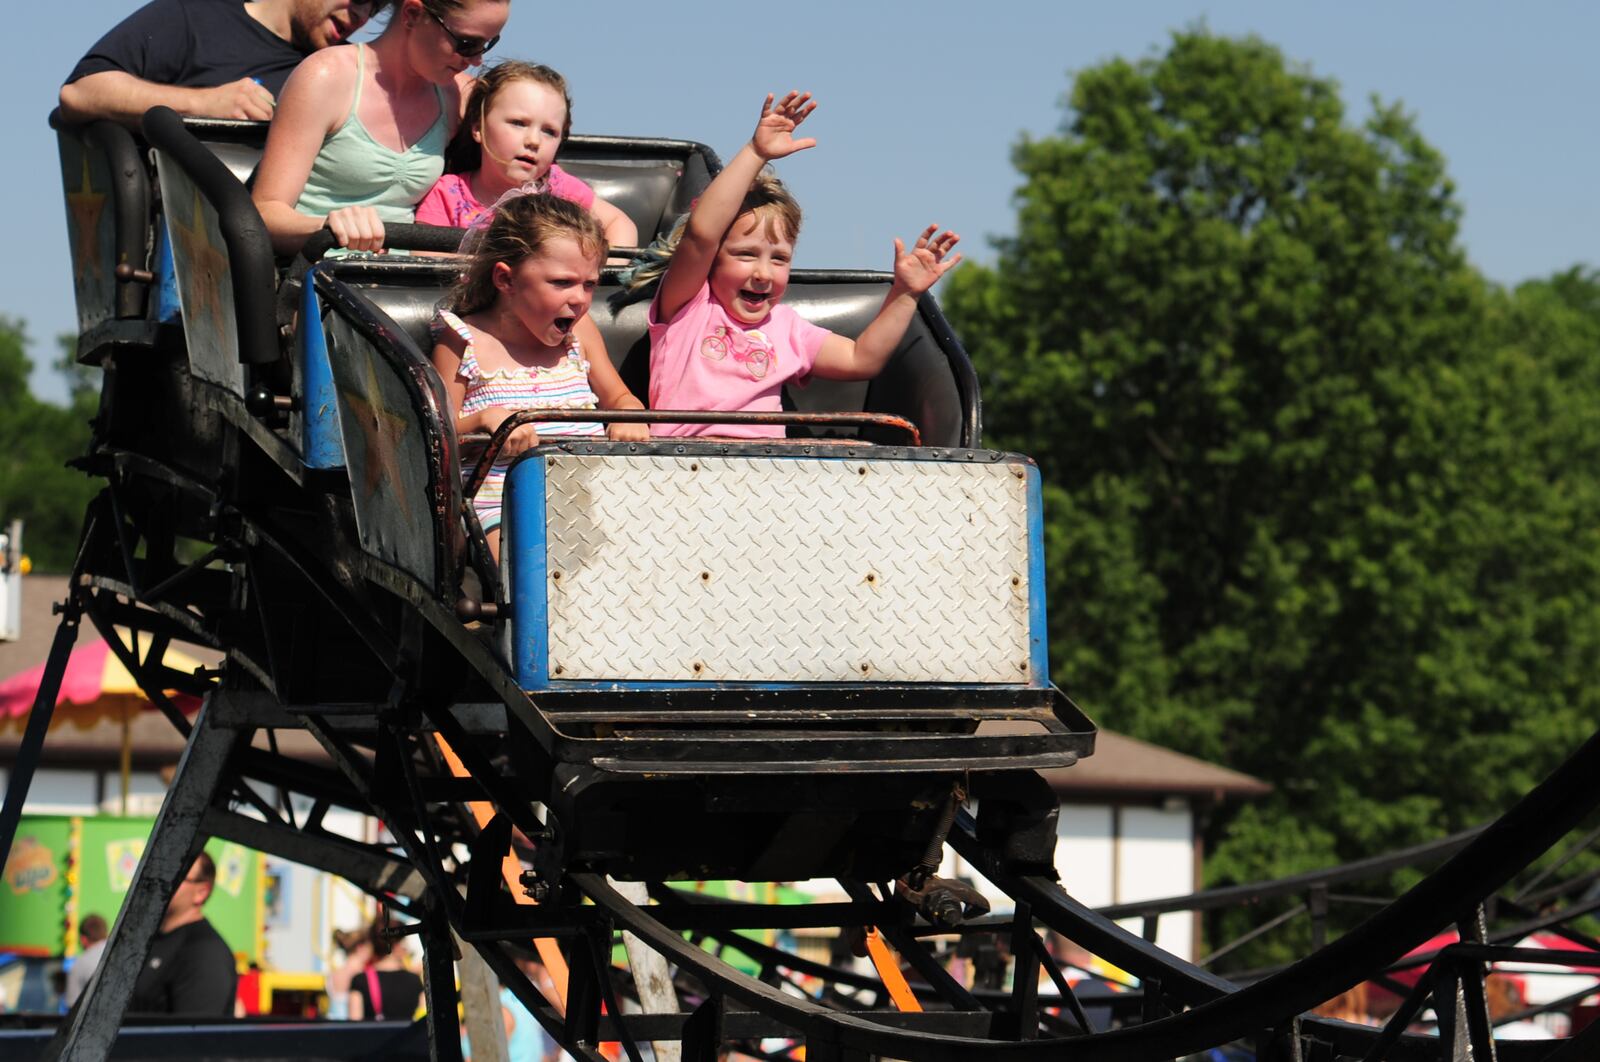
432, 193, 648, 559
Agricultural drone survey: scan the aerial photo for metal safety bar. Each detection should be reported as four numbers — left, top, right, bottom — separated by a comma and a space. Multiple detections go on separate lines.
462, 409, 922, 499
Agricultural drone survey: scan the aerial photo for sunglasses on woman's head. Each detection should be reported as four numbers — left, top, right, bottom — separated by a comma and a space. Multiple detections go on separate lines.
423, 5, 499, 58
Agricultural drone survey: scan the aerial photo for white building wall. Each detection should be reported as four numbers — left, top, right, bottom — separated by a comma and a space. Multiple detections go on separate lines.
1055, 805, 1116, 907
13, 768, 98, 814
1114, 805, 1194, 962
98, 771, 167, 815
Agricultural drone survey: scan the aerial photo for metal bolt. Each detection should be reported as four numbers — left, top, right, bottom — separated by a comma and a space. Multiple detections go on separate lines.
858, 466, 868, 476
519, 871, 552, 904
553, 664, 564, 676
700, 571, 711, 582
860, 663, 871, 674
551, 571, 562, 581
692, 661, 704, 673
689, 462, 699, 471
1019, 662, 1029, 672
1011, 576, 1021, 587
865, 572, 877, 584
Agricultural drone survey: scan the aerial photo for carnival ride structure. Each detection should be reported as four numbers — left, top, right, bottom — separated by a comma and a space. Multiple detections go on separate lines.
1, 104, 1598, 1061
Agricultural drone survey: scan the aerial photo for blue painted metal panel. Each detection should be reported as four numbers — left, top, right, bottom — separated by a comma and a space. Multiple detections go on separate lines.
300, 267, 344, 470
1025, 465, 1050, 687
153, 224, 181, 323
506, 456, 550, 689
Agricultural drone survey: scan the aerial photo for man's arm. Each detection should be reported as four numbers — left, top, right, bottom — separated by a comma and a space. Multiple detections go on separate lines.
59, 71, 276, 127
59, 0, 276, 126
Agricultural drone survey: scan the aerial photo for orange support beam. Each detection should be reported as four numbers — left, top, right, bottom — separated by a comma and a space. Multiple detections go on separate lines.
433, 734, 569, 1003
864, 927, 922, 1012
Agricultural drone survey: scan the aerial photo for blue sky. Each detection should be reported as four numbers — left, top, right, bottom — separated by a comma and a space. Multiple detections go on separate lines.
12, 1, 1598, 402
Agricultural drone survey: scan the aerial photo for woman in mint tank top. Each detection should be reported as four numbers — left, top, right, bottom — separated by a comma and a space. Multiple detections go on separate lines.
253, 0, 512, 255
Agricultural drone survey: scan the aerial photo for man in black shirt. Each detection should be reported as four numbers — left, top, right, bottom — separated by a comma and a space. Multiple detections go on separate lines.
128, 851, 239, 1016
59, 0, 376, 127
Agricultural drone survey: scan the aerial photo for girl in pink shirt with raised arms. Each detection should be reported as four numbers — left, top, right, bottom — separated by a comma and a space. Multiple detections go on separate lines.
416, 61, 637, 249
639, 91, 961, 438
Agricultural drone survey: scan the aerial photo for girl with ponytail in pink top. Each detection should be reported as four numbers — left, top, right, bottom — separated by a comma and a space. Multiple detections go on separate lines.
416, 60, 637, 250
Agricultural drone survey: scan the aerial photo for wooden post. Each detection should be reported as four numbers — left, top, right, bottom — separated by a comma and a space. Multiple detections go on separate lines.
456, 929, 509, 1062
612, 878, 681, 1062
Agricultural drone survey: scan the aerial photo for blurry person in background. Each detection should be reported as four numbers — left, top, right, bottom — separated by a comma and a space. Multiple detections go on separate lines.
129, 852, 237, 1016
63, 913, 109, 1007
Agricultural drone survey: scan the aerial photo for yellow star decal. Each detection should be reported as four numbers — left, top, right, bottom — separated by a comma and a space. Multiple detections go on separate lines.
339, 353, 413, 514
65, 153, 107, 283
165, 185, 231, 338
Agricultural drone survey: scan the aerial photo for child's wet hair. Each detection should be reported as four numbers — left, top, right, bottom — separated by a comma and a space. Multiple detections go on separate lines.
450, 193, 607, 316
620, 169, 801, 296
446, 60, 574, 175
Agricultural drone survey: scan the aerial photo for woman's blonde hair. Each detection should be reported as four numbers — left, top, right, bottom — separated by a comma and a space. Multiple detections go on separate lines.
450, 193, 607, 315
446, 60, 574, 175
620, 170, 802, 294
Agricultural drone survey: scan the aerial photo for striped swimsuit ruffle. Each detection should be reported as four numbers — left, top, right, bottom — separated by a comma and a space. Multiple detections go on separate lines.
435, 309, 604, 532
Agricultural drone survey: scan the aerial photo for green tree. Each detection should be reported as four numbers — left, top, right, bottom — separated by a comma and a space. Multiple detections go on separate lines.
0, 318, 98, 571
946, 30, 1600, 924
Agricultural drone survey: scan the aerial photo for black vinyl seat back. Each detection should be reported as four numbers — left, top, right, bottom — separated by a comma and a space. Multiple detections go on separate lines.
174, 121, 717, 246
321, 260, 979, 447
49, 112, 716, 348
552, 137, 717, 244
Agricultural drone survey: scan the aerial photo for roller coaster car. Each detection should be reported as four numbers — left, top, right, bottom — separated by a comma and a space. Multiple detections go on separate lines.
56, 105, 1092, 886
38, 100, 1600, 1062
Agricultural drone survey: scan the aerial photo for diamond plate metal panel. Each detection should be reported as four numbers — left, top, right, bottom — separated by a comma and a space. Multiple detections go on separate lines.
543, 455, 1033, 683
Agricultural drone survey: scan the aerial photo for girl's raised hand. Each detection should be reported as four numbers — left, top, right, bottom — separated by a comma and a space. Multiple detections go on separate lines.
892, 226, 963, 295
752, 91, 818, 161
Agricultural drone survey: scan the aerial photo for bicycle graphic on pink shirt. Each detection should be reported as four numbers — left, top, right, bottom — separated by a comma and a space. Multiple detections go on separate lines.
699, 325, 775, 380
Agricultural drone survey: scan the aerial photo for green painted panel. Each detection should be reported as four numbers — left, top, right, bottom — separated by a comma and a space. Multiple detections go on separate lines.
75, 817, 263, 962
0, 816, 73, 954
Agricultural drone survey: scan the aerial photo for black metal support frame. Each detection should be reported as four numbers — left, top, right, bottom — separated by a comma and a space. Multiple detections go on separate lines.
12, 450, 1600, 1059
42, 701, 242, 1061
